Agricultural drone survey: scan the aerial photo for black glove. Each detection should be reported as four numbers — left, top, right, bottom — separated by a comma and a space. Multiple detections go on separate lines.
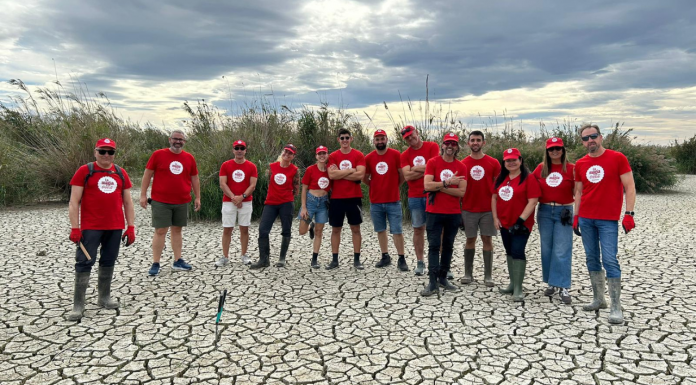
510, 217, 530, 236
560, 208, 572, 226
426, 190, 436, 206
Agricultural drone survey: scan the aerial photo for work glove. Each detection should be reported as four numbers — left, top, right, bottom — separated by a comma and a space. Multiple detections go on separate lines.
621, 215, 635, 234
510, 217, 530, 236
69, 228, 82, 244
573, 215, 581, 236
560, 208, 572, 226
122, 225, 136, 246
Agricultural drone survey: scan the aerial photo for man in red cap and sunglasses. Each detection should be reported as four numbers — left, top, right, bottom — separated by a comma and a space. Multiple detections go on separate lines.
67, 138, 136, 321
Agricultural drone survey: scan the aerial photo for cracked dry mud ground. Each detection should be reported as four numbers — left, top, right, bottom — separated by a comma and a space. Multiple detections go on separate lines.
1, 177, 696, 385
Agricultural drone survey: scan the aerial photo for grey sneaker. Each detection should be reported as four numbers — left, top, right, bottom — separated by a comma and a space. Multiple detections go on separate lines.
241, 254, 251, 265
544, 285, 556, 297
446, 270, 454, 280
215, 257, 229, 267
559, 288, 572, 305
414, 261, 425, 276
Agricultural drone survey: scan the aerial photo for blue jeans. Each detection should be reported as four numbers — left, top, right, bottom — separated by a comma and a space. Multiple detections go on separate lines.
408, 197, 427, 228
297, 193, 329, 224
370, 202, 403, 234
500, 228, 529, 261
537, 204, 573, 288
579, 217, 621, 278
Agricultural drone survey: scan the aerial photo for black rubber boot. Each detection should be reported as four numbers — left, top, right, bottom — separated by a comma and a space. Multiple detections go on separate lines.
250, 237, 271, 269
499, 255, 514, 294
438, 269, 460, 292
97, 266, 118, 309
483, 250, 494, 287
275, 237, 291, 267
420, 268, 440, 297
375, 253, 391, 268
67, 271, 91, 321
460, 248, 475, 284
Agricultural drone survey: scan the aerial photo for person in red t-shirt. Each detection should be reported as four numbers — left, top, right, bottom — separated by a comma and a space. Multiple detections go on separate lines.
493, 148, 540, 302
140, 130, 200, 276
574, 124, 636, 324
216, 140, 258, 268
364, 129, 407, 271
298, 145, 331, 268
326, 128, 366, 270
420, 133, 468, 297
400, 125, 440, 276
67, 138, 135, 321
250, 144, 300, 269
460, 130, 501, 287
533, 137, 575, 305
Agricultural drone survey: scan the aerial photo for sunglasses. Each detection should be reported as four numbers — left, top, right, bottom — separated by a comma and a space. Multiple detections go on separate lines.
444, 141, 458, 146
581, 133, 600, 142
547, 147, 563, 152
97, 149, 115, 155
234, 146, 246, 151
339, 136, 351, 140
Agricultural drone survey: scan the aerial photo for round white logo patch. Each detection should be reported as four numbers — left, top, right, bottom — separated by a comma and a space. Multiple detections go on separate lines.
318, 177, 330, 189
376, 161, 388, 175
339, 160, 353, 170
413, 156, 426, 167
586, 165, 605, 184
232, 169, 245, 183
97, 176, 118, 194
499, 185, 514, 201
470, 165, 485, 181
546, 172, 563, 187
169, 161, 183, 175
439, 169, 454, 182
274, 173, 287, 185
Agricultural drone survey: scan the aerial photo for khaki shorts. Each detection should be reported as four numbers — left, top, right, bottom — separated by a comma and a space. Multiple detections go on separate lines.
151, 200, 189, 228
222, 201, 253, 227
461, 210, 497, 238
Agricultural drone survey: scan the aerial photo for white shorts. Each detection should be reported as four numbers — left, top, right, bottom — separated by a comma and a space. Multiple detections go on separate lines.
222, 201, 253, 228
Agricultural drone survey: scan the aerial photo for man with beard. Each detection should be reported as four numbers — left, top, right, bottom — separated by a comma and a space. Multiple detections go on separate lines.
364, 129, 407, 270
574, 124, 636, 324
460, 130, 501, 286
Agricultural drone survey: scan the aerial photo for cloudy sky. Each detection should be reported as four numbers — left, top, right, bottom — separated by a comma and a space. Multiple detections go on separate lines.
2, 0, 696, 143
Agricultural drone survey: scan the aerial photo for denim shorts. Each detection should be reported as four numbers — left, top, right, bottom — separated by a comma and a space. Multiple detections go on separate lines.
408, 197, 427, 228
370, 202, 403, 234
297, 193, 329, 224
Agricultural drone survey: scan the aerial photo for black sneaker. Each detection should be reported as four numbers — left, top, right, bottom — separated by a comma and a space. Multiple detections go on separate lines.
397, 256, 409, 271
375, 254, 391, 268
354, 256, 364, 270
325, 260, 339, 270
544, 285, 556, 297
308, 222, 315, 240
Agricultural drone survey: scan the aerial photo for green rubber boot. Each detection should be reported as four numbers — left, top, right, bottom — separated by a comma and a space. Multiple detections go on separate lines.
607, 277, 624, 324
498, 255, 514, 294
512, 259, 526, 302
460, 248, 475, 284
582, 270, 608, 311
67, 271, 91, 321
97, 266, 118, 309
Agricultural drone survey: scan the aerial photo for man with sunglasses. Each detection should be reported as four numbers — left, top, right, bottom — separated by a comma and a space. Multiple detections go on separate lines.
327, 128, 366, 270
216, 140, 258, 267
140, 130, 201, 276
574, 124, 636, 324
67, 138, 136, 320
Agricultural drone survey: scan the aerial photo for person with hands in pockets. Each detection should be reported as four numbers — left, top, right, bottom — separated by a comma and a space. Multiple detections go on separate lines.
298, 145, 331, 269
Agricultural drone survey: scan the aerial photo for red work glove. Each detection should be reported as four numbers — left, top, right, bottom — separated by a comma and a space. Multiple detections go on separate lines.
122, 225, 136, 246
573, 215, 581, 236
621, 215, 635, 234
69, 228, 82, 244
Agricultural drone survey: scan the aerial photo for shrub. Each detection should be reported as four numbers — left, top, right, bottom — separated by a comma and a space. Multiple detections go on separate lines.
671, 134, 696, 174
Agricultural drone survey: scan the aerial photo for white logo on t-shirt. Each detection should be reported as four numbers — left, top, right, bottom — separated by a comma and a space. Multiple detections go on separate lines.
318, 177, 330, 189
499, 185, 514, 201
586, 165, 604, 184
470, 165, 485, 181
274, 173, 287, 185
376, 161, 388, 175
546, 172, 563, 187
232, 169, 245, 183
339, 160, 353, 170
97, 176, 118, 194
440, 169, 454, 182
413, 156, 426, 166
169, 161, 183, 175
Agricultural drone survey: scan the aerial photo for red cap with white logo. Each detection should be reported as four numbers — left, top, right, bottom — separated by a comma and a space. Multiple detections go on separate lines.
443, 133, 459, 143
401, 125, 416, 138
316, 145, 328, 154
546, 137, 565, 149
373, 129, 387, 137
234, 140, 247, 147
503, 148, 521, 160
95, 138, 116, 149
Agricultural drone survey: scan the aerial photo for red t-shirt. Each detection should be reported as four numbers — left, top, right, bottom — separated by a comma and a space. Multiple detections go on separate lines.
219, 159, 258, 202
265, 162, 298, 205
424, 156, 468, 214
575, 149, 632, 221
495, 174, 541, 231
328, 148, 366, 199
533, 163, 575, 205
461, 155, 501, 212
302, 164, 331, 192
365, 148, 402, 203
70, 163, 133, 231
145, 149, 199, 204
400, 141, 440, 198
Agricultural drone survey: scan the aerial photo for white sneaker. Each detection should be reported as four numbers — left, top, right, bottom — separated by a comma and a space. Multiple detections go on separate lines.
241, 254, 251, 265
215, 257, 229, 267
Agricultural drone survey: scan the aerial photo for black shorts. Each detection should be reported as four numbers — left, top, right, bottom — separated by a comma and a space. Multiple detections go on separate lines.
329, 197, 363, 227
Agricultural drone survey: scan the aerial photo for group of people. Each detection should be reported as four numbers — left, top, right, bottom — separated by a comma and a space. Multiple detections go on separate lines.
67, 124, 636, 325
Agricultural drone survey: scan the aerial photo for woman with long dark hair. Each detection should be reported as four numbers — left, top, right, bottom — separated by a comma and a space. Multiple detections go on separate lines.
298, 145, 331, 268
492, 148, 541, 302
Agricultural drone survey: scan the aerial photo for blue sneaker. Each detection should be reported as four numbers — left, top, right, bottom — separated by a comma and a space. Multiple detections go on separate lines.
172, 258, 192, 271
148, 262, 160, 276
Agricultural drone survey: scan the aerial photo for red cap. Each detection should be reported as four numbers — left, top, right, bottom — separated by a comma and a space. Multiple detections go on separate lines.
373, 129, 387, 138
546, 137, 564, 149
95, 138, 116, 149
284, 143, 297, 154
234, 140, 247, 147
443, 132, 459, 143
503, 148, 521, 160
401, 125, 416, 138
316, 145, 328, 154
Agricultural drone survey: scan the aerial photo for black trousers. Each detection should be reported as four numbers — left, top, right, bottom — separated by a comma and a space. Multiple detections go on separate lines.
74, 229, 122, 273
258, 202, 294, 240
425, 212, 461, 274
500, 227, 530, 260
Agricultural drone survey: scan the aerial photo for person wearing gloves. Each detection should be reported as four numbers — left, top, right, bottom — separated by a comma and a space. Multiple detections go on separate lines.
493, 148, 541, 302
67, 138, 136, 321
298, 145, 331, 268
573, 124, 636, 324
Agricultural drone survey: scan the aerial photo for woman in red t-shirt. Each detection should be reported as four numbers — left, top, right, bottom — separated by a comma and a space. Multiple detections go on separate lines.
250, 144, 300, 269
298, 145, 331, 268
492, 148, 540, 302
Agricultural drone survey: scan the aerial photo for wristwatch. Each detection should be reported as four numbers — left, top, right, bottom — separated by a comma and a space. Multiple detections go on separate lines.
242, 193, 247, 199
624, 211, 634, 216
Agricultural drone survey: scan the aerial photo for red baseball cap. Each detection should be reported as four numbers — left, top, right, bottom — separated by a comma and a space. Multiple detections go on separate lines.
284, 144, 297, 154
401, 125, 416, 138
234, 140, 247, 147
95, 138, 116, 149
503, 148, 521, 160
443, 132, 459, 143
316, 145, 328, 154
546, 137, 564, 149
373, 129, 387, 138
